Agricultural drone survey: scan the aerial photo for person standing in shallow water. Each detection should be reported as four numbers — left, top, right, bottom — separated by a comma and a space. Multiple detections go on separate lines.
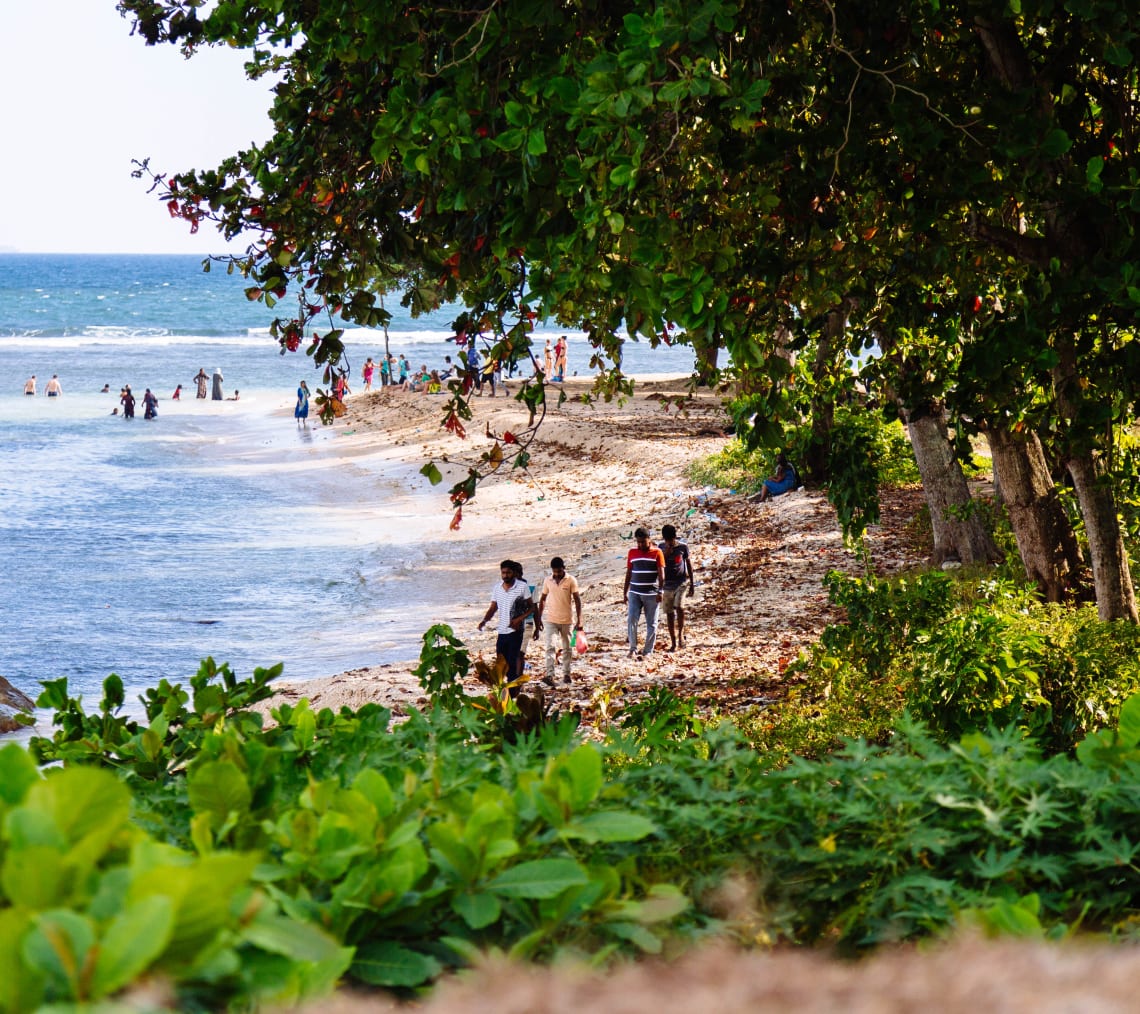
23, 375, 36, 396
120, 386, 136, 419
142, 388, 159, 420
295, 380, 310, 425
211, 369, 224, 401
193, 368, 209, 399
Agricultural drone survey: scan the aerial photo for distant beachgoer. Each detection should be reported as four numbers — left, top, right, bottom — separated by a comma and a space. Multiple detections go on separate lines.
466, 345, 482, 395
483, 356, 498, 397
23, 375, 36, 396
757, 452, 798, 502
100, 384, 111, 393
332, 373, 350, 401
543, 339, 553, 378
44, 375, 62, 397
623, 527, 665, 658
120, 386, 136, 419
142, 388, 158, 420
211, 368, 224, 401
227, 390, 241, 401
554, 336, 567, 381
171, 384, 182, 400
379, 355, 391, 387
295, 380, 310, 425
440, 355, 455, 380
363, 357, 375, 391
397, 354, 410, 388
194, 368, 209, 399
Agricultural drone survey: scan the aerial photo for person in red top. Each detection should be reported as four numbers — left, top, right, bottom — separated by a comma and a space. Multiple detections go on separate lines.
623, 527, 665, 658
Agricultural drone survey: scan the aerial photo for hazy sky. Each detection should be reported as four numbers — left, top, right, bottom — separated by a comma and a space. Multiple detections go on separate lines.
0, 2, 275, 254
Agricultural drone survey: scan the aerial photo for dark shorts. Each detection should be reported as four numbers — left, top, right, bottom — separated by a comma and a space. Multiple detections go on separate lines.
496, 628, 525, 681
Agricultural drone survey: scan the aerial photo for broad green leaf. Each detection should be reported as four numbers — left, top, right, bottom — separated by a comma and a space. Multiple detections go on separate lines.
606, 920, 662, 953
558, 743, 604, 810
352, 768, 395, 818
486, 858, 589, 899
2, 844, 68, 909
527, 129, 548, 156
426, 822, 479, 881
1040, 127, 1071, 157
92, 895, 175, 997
22, 909, 95, 999
420, 461, 443, 485
352, 942, 441, 987
33, 767, 131, 847
451, 890, 501, 929
241, 909, 344, 962
0, 744, 38, 805
1116, 693, 1140, 748
561, 810, 657, 843
187, 761, 252, 831
0, 908, 42, 1013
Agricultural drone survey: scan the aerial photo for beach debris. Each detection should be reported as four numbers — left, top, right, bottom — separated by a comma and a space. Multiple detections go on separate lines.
0, 676, 35, 735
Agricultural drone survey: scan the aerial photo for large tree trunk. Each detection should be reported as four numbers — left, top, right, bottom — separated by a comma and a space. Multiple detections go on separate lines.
985, 426, 1084, 602
1065, 450, 1138, 621
902, 405, 1002, 565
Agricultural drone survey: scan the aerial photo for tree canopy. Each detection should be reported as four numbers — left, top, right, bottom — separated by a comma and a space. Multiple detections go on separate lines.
119, 0, 1140, 617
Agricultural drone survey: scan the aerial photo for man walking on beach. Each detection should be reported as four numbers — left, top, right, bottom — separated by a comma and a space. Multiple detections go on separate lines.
534, 557, 583, 685
477, 559, 535, 685
623, 527, 665, 658
659, 524, 695, 651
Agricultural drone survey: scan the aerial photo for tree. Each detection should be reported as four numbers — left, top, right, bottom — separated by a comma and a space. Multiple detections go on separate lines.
119, 0, 1140, 617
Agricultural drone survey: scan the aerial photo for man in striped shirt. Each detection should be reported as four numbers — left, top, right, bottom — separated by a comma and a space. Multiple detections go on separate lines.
623, 527, 665, 658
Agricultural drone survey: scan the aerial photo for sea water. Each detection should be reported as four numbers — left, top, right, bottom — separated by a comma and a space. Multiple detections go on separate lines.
0, 253, 695, 705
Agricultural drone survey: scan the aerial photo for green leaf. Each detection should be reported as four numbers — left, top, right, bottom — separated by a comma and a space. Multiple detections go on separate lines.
352, 768, 395, 818
0, 744, 39, 806
92, 895, 175, 997
558, 743, 604, 810
0, 908, 42, 1013
561, 810, 657, 843
420, 461, 443, 485
486, 858, 589, 899
1086, 155, 1105, 193
1040, 127, 1071, 157
1116, 692, 1140, 748
187, 761, 252, 831
2, 845, 68, 910
451, 891, 502, 929
527, 129, 548, 156
352, 942, 441, 987
22, 909, 95, 999
241, 909, 345, 963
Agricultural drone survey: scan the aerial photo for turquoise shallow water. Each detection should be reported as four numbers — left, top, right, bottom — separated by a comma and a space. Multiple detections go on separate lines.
0, 253, 696, 704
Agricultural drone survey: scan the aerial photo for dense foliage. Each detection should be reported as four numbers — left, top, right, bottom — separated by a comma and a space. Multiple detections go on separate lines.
7, 588, 1140, 1008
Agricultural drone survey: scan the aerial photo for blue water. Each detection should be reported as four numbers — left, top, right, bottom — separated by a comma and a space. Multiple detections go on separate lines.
0, 253, 695, 706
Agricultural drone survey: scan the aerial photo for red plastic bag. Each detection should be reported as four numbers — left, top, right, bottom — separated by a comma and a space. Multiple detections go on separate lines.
572, 629, 589, 655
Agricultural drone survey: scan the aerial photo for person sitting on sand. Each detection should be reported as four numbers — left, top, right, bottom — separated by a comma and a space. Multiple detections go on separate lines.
756, 452, 798, 502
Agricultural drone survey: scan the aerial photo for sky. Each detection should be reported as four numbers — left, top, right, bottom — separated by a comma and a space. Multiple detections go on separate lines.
0, 2, 275, 254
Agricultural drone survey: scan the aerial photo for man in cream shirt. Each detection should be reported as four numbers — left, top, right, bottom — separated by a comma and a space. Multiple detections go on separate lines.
534, 557, 584, 685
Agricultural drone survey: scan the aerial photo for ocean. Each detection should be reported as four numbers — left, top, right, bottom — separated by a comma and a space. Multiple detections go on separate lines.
0, 253, 695, 708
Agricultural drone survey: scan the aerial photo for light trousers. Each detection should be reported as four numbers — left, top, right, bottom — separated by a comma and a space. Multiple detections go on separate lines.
627, 593, 659, 654
544, 621, 573, 680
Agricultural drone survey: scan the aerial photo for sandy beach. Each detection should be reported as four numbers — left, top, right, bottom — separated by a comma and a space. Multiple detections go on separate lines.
262, 375, 929, 727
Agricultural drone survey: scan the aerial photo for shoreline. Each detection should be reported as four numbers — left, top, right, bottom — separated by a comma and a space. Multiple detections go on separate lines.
260, 377, 930, 728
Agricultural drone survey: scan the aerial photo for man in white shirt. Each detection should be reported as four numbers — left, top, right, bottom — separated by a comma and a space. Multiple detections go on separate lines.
477, 559, 535, 686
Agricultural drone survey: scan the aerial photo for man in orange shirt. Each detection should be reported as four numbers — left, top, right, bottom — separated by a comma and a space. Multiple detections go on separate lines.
622, 527, 665, 658
535, 557, 584, 685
